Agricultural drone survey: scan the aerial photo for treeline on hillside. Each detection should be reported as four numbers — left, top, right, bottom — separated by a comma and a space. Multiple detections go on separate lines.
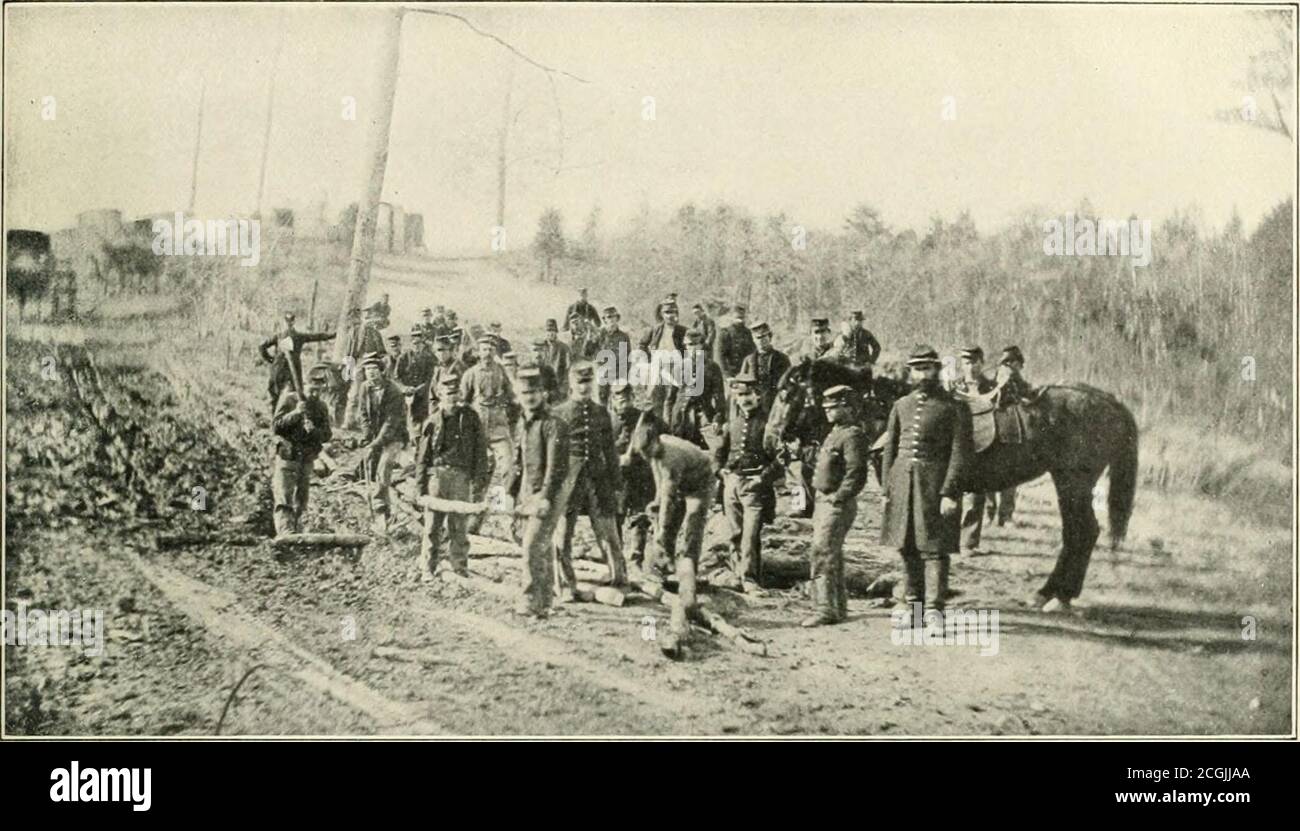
515, 199, 1293, 447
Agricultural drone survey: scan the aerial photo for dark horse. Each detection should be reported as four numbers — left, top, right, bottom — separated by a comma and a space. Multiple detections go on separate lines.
764, 360, 1139, 607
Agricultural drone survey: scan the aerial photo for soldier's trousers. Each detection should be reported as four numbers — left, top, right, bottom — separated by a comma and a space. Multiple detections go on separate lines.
960, 492, 986, 550
652, 487, 710, 633
471, 410, 514, 534
365, 441, 403, 518
723, 472, 768, 584
519, 500, 561, 615
986, 486, 1017, 526
898, 522, 951, 614
810, 496, 856, 619
271, 456, 311, 535
552, 465, 627, 590
420, 467, 472, 576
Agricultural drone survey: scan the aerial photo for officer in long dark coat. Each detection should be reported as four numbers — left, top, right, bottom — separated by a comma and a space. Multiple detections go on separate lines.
880, 345, 974, 628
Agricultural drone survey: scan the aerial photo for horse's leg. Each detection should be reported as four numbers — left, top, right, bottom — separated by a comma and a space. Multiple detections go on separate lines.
1038, 469, 1103, 606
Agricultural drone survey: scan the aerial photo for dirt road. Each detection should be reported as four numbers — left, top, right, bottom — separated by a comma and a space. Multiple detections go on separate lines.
4, 255, 1292, 736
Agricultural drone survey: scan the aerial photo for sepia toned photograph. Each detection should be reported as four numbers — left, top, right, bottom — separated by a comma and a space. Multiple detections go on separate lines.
2, 1, 1295, 741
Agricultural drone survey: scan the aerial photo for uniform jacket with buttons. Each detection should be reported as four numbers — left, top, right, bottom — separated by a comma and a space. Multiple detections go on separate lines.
427, 358, 467, 404
713, 321, 756, 378
813, 422, 868, 504
879, 383, 974, 552
359, 377, 410, 448
740, 347, 792, 410
552, 397, 620, 515
712, 404, 781, 486
414, 404, 490, 496
509, 407, 570, 507
834, 327, 882, 366
272, 390, 333, 462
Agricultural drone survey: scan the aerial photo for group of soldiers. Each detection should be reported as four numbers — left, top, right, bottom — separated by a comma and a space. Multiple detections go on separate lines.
258, 285, 1032, 644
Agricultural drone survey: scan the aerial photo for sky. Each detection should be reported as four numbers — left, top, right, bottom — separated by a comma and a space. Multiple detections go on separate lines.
4, 3, 1295, 254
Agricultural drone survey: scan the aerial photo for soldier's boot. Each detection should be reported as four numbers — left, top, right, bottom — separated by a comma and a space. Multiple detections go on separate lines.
923, 557, 950, 632
801, 577, 841, 627
893, 557, 925, 629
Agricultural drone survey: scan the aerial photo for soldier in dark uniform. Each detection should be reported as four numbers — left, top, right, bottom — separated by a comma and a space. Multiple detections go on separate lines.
428, 335, 466, 406
610, 383, 655, 573
834, 310, 882, 367
528, 340, 561, 404
987, 345, 1030, 527
394, 330, 435, 438
691, 303, 717, 355
538, 319, 571, 399
508, 367, 570, 618
501, 351, 520, 386
669, 329, 727, 449
342, 308, 387, 429
562, 287, 601, 332
551, 362, 628, 598
804, 384, 868, 626
880, 345, 974, 628
713, 372, 781, 594
713, 304, 756, 386
487, 322, 512, 357
259, 311, 337, 415
357, 352, 410, 534
594, 305, 632, 405
739, 321, 791, 412
803, 317, 836, 362
569, 312, 601, 363
270, 363, 334, 536
948, 346, 997, 554
413, 372, 490, 582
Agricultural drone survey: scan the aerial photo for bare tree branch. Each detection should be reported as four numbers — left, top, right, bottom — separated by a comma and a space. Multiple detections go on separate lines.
404, 8, 590, 84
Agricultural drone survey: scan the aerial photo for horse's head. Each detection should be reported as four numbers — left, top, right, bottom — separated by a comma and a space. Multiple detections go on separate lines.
763, 359, 810, 454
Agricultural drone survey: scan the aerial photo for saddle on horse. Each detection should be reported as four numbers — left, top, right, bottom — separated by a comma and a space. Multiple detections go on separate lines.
966, 396, 1030, 453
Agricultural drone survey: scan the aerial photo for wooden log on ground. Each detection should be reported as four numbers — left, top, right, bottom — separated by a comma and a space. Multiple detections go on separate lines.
759, 551, 884, 597
270, 533, 371, 549
659, 589, 767, 656
154, 532, 261, 551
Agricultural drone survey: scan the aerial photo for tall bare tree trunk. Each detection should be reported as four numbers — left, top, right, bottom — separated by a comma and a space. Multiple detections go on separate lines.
256, 27, 286, 219
333, 9, 404, 364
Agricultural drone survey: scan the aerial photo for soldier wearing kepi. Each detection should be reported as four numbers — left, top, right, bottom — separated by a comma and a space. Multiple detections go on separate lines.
413, 372, 490, 582
594, 305, 632, 405
713, 304, 756, 386
551, 362, 628, 598
270, 363, 334, 536
669, 329, 727, 450
880, 345, 974, 628
948, 345, 997, 555
713, 371, 781, 594
740, 321, 791, 412
428, 334, 466, 406
834, 310, 882, 367
987, 345, 1030, 528
539, 319, 571, 398
610, 382, 655, 574
803, 317, 836, 362
508, 367, 570, 618
357, 352, 410, 534
460, 335, 519, 519
259, 311, 337, 415
804, 385, 868, 626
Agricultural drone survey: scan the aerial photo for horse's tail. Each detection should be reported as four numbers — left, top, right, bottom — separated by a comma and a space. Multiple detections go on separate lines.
1107, 399, 1139, 549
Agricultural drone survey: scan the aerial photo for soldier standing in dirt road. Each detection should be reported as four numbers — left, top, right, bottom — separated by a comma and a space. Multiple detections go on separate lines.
804, 384, 868, 627
550, 362, 628, 598
948, 345, 997, 555
259, 311, 336, 415
611, 383, 655, 575
460, 335, 519, 530
713, 371, 782, 595
986, 344, 1031, 528
270, 363, 334, 536
509, 367, 570, 618
413, 372, 489, 582
357, 352, 409, 535
880, 345, 974, 628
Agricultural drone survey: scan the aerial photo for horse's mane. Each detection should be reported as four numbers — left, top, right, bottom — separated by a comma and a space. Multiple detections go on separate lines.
776, 357, 873, 393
